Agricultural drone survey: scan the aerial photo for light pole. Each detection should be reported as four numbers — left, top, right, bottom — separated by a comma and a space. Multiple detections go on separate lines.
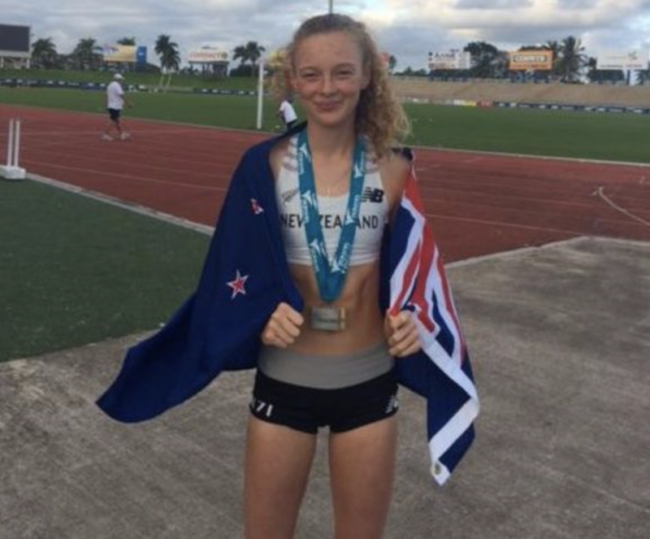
329, 1, 333, 14
256, 57, 265, 130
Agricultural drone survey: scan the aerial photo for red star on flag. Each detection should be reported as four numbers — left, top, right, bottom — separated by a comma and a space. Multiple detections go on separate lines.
227, 270, 249, 299
251, 198, 264, 215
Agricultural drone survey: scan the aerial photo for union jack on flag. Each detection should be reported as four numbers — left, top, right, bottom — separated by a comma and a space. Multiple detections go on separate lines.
388, 164, 479, 485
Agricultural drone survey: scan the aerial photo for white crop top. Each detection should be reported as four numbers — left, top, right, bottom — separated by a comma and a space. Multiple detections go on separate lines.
276, 136, 389, 266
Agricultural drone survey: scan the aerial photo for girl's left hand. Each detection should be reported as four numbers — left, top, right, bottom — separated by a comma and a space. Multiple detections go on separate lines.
384, 310, 422, 357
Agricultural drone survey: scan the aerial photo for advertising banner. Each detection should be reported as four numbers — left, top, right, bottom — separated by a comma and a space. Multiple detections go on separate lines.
188, 49, 229, 63
136, 46, 147, 65
508, 50, 553, 71
597, 50, 649, 70
428, 50, 471, 70
103, 45, 137, 63
103, 45, 146, 65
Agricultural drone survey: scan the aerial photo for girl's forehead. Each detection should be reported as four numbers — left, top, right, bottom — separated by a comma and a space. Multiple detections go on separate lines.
294, 31, 363, 65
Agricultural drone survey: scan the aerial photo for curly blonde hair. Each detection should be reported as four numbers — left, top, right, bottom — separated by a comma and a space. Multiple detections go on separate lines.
272, 13, 410, 158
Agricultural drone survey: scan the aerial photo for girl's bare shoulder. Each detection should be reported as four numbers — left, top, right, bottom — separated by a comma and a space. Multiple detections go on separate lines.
377, 150, 412, 211
269, 137, 292, 181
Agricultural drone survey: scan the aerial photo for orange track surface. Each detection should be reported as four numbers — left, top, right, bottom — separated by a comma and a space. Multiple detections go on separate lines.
2, 105, 649, 262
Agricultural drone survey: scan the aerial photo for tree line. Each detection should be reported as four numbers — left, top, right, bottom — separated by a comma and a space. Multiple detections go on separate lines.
28, 34, 650, 84
413, 37, 649, 84
31, 35, 180, 73
29, 35, 266, 76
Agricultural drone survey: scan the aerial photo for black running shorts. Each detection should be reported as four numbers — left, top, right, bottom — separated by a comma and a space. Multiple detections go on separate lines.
108, 108, 121, 121
249, 369, 399, 434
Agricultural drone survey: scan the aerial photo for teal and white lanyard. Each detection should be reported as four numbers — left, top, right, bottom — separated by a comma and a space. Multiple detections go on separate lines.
296, 130, 366, 303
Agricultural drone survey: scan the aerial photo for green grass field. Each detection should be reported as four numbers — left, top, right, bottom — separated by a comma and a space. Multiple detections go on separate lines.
0, 180, 209, 362
0, 86, 283, 131
404, 103, 650, 163
2, 85, 649, 163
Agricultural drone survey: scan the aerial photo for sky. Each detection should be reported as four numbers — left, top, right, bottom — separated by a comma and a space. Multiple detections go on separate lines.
4, 0, 650, 70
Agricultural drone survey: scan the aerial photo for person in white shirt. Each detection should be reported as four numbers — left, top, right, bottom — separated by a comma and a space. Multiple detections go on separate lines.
277, 97, 298, 131
103, 73, 133, 141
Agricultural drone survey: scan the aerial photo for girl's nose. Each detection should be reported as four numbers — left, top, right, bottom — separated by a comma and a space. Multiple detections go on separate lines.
320, 74, 336, 95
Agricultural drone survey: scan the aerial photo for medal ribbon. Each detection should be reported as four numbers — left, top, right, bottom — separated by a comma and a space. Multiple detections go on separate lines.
297, 130, 366, 303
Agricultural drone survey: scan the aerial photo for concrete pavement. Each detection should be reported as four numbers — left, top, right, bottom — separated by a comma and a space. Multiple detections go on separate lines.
1, 237, 649, 538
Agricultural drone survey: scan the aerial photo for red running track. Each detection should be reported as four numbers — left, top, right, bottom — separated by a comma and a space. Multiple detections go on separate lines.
2, 105, 649, 262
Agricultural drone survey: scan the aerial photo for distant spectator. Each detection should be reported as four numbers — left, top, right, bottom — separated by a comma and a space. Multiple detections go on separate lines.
102, 73, 133, 141
277, 97, 298, 131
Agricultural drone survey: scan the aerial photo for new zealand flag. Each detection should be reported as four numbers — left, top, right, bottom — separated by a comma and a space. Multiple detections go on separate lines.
97, 126, 479, 485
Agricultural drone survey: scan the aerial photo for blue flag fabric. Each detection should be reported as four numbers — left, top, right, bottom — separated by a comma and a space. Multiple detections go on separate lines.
97, 125, 479, 485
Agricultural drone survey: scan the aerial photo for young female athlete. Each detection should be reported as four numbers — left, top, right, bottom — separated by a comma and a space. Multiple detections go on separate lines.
245, 13, 417, 539
97, 12, 477, 539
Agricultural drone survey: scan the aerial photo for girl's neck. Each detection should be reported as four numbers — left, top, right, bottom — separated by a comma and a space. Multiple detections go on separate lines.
306, 121, 356, 161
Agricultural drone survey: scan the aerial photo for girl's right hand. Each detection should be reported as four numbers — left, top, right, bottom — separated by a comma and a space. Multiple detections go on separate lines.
261, 302, 304, 348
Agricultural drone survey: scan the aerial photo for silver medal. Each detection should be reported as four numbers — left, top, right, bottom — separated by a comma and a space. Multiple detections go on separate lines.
311, 305, 346, 332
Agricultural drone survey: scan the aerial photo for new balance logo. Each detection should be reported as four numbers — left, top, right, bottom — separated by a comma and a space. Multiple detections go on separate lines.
362, 187, 385, 203
281, 188, 300, 204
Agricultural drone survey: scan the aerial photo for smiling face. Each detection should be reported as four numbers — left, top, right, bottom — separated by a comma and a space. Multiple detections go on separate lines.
290, 31, 370, 130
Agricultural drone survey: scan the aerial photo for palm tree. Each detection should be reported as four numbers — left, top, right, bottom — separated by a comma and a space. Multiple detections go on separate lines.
155, 34, 181, 90
232, 44, 248, 73
246, 41, 266, 76
233, 41, 266, 76
117, 37, 136, 46
556, 36, 587, 83
233, 45, 247, 62
32, 38, 58, 69
71, 38, 103, 70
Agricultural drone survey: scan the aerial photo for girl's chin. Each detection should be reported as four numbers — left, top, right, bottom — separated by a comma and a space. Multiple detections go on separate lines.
308, 109, 353, 128
314, 102, 343, 113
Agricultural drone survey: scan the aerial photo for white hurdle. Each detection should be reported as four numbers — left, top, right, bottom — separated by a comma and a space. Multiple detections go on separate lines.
1, 118, 26, 180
